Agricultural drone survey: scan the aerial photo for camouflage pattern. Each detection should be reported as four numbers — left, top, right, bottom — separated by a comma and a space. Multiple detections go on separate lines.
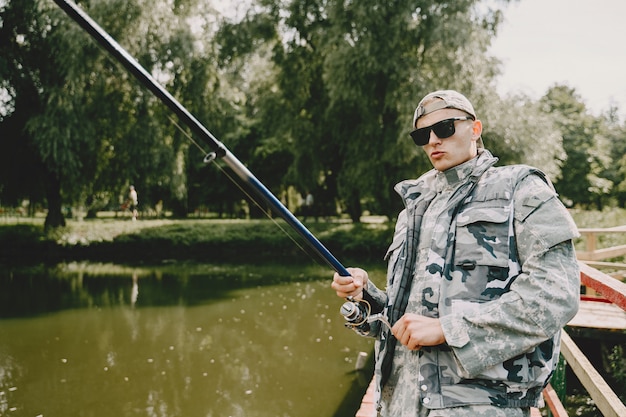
425, 404, 530, 417
353, 150, 580, 416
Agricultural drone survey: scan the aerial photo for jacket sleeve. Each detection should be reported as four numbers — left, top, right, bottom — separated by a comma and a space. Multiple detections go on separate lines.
439, 174, 581, 377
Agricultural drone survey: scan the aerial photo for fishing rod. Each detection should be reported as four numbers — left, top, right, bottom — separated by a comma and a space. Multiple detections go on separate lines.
52, 0, 350, 277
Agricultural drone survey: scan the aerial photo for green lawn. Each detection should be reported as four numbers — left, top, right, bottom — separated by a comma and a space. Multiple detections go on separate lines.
1, 207, 625, 265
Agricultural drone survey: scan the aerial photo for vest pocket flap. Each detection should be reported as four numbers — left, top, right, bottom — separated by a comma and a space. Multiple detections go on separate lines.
456, 206, 509, 227
455, 206, 511, 268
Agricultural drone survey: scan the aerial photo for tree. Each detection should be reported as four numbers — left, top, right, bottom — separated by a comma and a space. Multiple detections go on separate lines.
542, 84, 612, 208
0, 0, 226, 226
0, 0, 63, 224
480, 91, 565, 180
596, 107, 626, 207
323, 0, 515, 220
215, 0, 513, 222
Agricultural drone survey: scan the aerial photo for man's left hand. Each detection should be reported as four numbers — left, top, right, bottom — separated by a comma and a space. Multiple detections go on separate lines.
392, 314, 446, 350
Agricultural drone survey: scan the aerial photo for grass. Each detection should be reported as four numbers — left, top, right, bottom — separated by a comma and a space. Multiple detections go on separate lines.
1, 207, 625, 265
0, 214, 395, 265
569, 207, 626, 228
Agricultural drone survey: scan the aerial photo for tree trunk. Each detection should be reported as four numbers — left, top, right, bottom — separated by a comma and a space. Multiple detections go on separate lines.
169, 198, 188, 219
44, 171, 66, 230
346, 190, 362, 223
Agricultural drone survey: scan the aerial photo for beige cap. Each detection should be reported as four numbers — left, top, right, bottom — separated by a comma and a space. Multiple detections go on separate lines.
412, 90, 483, 148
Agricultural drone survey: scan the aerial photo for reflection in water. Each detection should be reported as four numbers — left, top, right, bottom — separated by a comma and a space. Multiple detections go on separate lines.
0, 263, 381, 416
131, 272, 139, 308
0, 353, 20, 415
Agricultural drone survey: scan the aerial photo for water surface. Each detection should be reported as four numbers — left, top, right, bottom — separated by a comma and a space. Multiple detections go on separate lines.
0, 262, 383, 416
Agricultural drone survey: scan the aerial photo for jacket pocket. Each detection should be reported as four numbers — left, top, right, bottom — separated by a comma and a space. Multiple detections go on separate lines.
454, 205, 510, 269
453, 205, 513, 300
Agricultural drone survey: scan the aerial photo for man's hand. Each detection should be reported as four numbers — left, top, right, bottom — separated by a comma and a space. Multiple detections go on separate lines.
392, 314, 446, 350
331, 267, 368, 300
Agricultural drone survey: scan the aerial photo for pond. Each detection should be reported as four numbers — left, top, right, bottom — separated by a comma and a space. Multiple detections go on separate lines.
0, 262, 386, 417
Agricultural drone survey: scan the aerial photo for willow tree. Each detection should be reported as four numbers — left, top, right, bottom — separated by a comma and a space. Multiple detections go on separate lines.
322, 1, 516, 220
0, 0, 65, 224
0, 0, 224, 227
216, 0, 512, 222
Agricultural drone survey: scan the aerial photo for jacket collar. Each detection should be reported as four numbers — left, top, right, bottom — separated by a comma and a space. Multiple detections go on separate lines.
395, 149, 499, 202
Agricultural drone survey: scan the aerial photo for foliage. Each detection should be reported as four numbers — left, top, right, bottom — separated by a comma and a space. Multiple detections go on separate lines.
563, 340, 626, 417
564, 393, 600, 417
0, 223, 46, 245
2, 0, 626, 229
4, 204, 624, 266
598, 109, 626, 207
0, 0, 55, 219
606, 344, 626, 402
215, 0, 516, 222
0, 0, 231, 227
317, 222, 395, 261
481, 91, 565, 179
569, 207, 626, 228
541, 85, 613, 208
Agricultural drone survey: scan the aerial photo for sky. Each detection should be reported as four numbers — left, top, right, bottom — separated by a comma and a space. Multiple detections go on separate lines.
489, 0, 626, 118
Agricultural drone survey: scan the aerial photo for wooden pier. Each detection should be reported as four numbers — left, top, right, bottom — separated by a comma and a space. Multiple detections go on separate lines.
568, 298, 626, 330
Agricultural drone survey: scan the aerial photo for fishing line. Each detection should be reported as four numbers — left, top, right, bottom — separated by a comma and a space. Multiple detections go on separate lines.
166, 115, 316, 264
53, 0, 350, 276
166, 115, 207, 155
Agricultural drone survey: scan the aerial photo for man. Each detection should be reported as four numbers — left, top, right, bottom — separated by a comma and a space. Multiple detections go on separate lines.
303, 190, 315, 221
331, 90, 580, 417
128, 185, 138, 221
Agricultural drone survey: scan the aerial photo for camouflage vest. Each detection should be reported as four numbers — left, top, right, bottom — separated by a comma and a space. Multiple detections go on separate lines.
373, 151, 561, 412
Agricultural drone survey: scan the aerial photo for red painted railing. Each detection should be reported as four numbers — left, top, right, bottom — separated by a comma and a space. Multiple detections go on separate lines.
560, 262, 626, 417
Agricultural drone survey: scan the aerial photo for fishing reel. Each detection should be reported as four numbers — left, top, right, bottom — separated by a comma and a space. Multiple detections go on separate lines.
340, 296, 393, 332
340, 296, 371, 328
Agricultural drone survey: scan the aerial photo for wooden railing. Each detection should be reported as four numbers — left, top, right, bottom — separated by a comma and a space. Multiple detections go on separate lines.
555, 262, 626, 417
533, 226, 626, 416
576, 225, 626, 264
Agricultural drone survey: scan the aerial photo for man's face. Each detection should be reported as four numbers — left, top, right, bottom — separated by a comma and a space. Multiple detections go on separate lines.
415, 107, 482, 172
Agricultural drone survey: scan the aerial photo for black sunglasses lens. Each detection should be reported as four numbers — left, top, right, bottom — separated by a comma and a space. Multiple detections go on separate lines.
410, 129, 430, 146
432, 120, 456, 139
410, 119, 457, 146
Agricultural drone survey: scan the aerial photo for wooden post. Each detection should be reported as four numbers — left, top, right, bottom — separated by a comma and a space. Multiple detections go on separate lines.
548, 354, 568, 417
585, 231, 597, 253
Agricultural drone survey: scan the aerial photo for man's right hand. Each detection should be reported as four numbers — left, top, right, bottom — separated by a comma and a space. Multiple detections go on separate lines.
331, 267, 368, 300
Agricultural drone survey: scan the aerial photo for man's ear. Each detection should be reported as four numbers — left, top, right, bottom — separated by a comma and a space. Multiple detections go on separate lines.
472, 120, 483, 139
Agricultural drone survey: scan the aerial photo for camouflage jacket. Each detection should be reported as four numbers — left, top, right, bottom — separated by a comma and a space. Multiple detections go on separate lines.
358, 150, 580, 415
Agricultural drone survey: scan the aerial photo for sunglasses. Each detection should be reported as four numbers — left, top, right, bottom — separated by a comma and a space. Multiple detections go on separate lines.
409, 117, 473, 146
